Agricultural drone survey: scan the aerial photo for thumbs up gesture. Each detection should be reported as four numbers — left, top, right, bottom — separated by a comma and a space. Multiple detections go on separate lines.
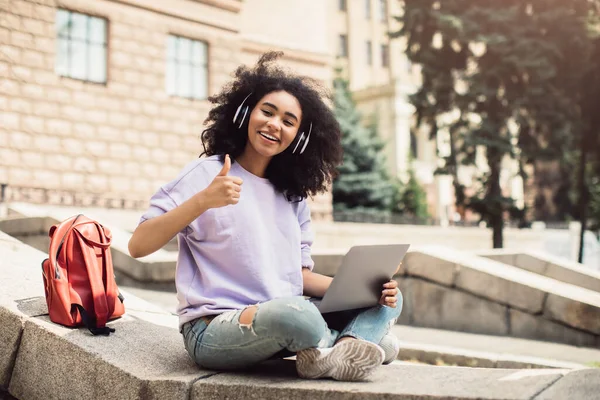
201, 155, 243, 208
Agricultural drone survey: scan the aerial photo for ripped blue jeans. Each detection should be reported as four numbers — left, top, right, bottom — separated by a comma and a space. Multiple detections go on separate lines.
180, 294, 403, 370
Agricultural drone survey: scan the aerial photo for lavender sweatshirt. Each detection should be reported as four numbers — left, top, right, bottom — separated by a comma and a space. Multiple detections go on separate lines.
139, 155, 314, 328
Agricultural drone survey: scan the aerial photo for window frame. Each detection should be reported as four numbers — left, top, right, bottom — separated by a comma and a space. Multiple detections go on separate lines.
379, 0, 387, 22
381, 43, 389, 67
54, 9, 108, 84
165, 34, 209, 101
338, 34, 348, 58
366, 40, 373, 65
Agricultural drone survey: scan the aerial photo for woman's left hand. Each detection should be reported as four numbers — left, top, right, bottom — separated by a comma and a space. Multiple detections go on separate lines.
379, 279, 399, 308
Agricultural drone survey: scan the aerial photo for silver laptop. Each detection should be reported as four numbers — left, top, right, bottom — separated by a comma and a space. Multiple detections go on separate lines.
311, 244, 410, 314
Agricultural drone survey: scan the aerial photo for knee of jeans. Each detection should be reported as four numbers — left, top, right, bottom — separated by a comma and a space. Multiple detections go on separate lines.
263, 299, 325, 347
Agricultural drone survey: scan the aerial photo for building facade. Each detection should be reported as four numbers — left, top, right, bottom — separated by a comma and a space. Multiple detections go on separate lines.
330, 0, 525, 224
2, 0, 525, 224
1, 0, 334, 220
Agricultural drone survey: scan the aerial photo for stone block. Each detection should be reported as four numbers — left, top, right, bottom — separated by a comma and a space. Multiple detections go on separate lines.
0, 216, 54, 236
514, 254, 549, 275
395, 277, 411, 325
509, 308, 597, 347
0, 232, 47, 304
0, 308, 24, 390
404, 251, 456, 285
520, 251, 600, 293
9, 316, 212, 400
397, 347, 497, 368
544, 262, 600, 293
480, 253, 517, 267
402, 278, 509, 336
455, 266, 545, 313
544, 294, 600, 334
535, 369, 600, 400
312, 251, 344, 277
192, 359, 565, 400
18, 235, 48, 253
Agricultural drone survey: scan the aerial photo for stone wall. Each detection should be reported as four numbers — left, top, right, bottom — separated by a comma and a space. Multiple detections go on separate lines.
1, 0, 333, 220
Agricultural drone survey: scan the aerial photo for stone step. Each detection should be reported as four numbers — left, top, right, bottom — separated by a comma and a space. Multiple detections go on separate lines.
1, 231, 598, 399
391, 325, 600, 370
476, 249, 600, 292
3, 203, 600, 348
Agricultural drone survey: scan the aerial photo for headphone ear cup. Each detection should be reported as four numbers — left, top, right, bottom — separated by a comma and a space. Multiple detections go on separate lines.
234, 105, 249, 128
292, 132, 305, 154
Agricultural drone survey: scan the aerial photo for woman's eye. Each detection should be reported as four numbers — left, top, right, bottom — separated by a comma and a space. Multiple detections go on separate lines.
284, 120, 294, 127
261, 110, 272, 116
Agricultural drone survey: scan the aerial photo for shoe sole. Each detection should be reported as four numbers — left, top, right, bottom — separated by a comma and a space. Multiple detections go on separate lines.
296, 340, 384, 381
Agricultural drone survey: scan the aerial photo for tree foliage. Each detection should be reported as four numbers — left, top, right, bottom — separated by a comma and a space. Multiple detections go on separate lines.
332, 76, 395, 215
394, 0, 599, 248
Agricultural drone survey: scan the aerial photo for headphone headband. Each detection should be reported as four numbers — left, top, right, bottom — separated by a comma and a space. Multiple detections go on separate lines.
233, 92, 312, 155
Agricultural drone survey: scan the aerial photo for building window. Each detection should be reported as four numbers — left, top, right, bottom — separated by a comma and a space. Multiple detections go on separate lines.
166, 35, 208, 100
381, 44, 389, 67
338, 34, 348, 57
365, 0, 371, 19
379, 0, 387, 21
55, 9, 107, 83
339, 0, 347, 11
410, 131, 418, 158
366, 41, 372, 65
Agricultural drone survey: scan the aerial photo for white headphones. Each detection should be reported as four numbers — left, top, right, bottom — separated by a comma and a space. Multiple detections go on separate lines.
232, 93, 312, 155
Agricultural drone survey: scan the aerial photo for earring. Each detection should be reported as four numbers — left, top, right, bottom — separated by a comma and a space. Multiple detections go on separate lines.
233, 93, 253, 129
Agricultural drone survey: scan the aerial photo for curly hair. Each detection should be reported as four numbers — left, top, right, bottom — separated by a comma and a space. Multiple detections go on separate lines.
200, 51, 343, 200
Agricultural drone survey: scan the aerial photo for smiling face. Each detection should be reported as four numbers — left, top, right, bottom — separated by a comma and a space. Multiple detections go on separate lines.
244, 90, 303, 161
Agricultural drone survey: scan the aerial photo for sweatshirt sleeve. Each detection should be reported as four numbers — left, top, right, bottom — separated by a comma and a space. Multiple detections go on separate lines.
297, 199, 315, 270
138, 186, 178, 225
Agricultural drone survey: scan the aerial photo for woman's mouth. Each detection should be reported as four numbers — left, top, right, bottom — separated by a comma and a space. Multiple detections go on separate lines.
258, 131, 280, 143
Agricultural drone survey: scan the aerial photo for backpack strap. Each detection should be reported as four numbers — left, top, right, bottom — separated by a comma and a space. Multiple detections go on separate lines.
97, 225, 120, 317
73, 219, 111, 331
48, 215, 81, 279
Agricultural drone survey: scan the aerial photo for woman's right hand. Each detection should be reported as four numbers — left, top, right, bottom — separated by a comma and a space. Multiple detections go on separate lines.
199, 154, 243, 209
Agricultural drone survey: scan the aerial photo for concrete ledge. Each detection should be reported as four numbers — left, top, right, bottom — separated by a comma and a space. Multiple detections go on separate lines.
190, 360, 570, 400
2, 231, 600, 399
306, 245, 600, 346
477, 249, 600, 293
396, 342, 584, 370
0, 308, 23, 389
9, 315, 212, 400
0, 210, 178, 283
0, 208, 351, 283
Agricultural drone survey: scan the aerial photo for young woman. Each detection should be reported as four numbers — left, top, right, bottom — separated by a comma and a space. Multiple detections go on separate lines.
128, 52, 402, 381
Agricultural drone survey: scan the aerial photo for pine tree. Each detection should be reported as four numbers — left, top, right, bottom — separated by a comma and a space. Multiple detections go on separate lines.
332, 76, 395, 217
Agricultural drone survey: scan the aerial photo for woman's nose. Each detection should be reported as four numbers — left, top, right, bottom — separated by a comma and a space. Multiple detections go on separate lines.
266, 118, 281, 131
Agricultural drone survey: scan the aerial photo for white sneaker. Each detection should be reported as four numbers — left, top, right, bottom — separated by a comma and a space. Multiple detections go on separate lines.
296, 339, 385, 381
379, 333, 400, 365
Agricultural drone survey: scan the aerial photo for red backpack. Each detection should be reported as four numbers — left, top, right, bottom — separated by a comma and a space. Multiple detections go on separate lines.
42, 215, 125, 335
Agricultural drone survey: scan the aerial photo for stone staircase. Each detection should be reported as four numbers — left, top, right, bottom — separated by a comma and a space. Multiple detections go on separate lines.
1, 231, 597, 399
2, 203, 600, 398
3, 203, 600, 348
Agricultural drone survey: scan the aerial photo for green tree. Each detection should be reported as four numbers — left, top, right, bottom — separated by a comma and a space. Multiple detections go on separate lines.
391, 168, 429, 220
574, 34, 600, 260
394, 0, 597, 248
332, 76, 395, 216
